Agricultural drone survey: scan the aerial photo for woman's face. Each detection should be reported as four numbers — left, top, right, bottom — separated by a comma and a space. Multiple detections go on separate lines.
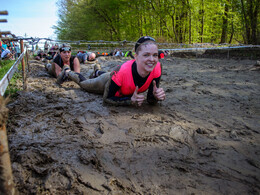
135, 43, 158, 76
60, 51, 71, 62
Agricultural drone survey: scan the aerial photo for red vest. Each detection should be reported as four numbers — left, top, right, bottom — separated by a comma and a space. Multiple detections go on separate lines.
112, 60, 161, 97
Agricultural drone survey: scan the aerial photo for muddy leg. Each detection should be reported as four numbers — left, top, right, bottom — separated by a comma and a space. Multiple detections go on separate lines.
68, 72, 110, 94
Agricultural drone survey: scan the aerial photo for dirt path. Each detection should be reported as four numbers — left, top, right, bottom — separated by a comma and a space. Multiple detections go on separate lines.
7, 56, 260, 194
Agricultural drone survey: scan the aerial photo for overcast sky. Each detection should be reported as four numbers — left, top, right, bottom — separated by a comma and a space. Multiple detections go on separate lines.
0, 0, 59, 39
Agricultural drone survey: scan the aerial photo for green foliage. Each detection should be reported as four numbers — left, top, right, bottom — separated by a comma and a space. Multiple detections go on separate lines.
54, 0, 260, 44
4, 71, 22, 98
0, 60, 14, 80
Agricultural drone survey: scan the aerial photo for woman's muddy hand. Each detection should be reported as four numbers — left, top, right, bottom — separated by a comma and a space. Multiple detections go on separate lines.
153, 80, 166, 101
131, 86, 145, 106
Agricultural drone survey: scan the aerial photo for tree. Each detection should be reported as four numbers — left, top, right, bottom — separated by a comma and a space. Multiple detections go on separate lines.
220, 1, 230, 43
53, 0, 259, 45
240, 0, 259, 44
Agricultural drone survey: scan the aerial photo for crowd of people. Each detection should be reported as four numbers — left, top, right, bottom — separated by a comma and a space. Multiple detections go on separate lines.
43, 36, 167, 107
0, 39, 21, 60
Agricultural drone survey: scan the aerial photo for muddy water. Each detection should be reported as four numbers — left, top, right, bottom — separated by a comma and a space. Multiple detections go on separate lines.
7, 56, 260, 194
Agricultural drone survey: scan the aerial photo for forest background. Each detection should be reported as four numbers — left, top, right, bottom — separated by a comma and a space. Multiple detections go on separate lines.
53, 0, 259, 45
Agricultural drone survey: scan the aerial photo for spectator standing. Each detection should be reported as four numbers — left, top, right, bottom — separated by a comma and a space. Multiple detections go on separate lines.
14, 44, 21, 60
1, 40, 8, 52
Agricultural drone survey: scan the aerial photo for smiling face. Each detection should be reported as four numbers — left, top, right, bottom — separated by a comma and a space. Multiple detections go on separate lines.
135, 42, 158, 77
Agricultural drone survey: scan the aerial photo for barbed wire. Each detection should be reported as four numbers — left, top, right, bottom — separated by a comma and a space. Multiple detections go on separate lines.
1, 36, 260, 51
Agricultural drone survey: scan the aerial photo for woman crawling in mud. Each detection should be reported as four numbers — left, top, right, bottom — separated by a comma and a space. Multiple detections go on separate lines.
56, 36, 166, 106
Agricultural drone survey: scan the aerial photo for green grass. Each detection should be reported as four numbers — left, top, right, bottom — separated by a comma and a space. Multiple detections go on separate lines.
0, 60, 15, 79
0, 59, 23, 98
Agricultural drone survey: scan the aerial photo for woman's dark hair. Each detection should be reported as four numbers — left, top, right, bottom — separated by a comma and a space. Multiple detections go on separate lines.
135, 36, 156, 53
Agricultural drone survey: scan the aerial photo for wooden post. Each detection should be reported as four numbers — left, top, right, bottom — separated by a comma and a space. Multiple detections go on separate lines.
0, 11, 8, 15
0, 96, 16, 195
0, 32, 12, 38
26, 48, 30, 72
20, 40, 27, 90
0, 19, 7, 23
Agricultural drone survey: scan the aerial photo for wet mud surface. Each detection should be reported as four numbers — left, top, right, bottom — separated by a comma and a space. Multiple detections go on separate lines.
6, 56, 260, 194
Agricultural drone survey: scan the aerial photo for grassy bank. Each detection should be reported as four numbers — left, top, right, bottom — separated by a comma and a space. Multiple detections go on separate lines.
0, 59, 23, 98
0, 60, 14, 79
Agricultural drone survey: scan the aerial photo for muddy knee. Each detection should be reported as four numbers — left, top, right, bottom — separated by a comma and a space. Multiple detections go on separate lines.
80, 73, 110, 94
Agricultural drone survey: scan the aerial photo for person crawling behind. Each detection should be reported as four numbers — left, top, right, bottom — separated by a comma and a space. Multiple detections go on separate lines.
57, 36, 166, 106
158, 50, 170, 59
76, 51, 96, 64
45, 44, 80, 83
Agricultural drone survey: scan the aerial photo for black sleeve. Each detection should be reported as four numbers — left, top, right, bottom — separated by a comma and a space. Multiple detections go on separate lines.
53, 54, 61, 65
107, 80, 131, 101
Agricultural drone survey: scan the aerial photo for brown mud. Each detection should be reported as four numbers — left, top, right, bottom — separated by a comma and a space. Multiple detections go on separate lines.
6, 55, 260, 194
